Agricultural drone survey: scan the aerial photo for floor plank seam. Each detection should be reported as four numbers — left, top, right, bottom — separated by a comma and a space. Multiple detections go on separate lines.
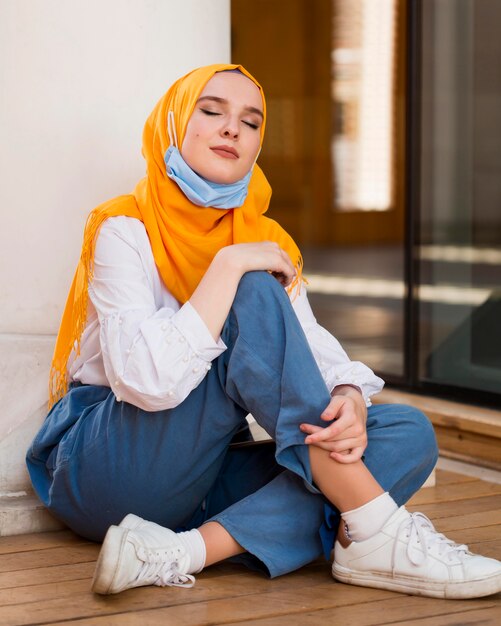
221, 597, 500, 626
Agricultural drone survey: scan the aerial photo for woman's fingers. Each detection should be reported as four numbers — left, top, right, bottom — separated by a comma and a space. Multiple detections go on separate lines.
299, 423, 323, 435
270, 251, 295, 285
306, 437, 363, 453
302, 414, 356, 443
320, 396, 345, 421
232, 241, 296, 284
300, 413, 364, 457
271, 269, 293, 287
279, 247, 296, 276
301, 421, 347, 441
264, 242, 295, 277
329, 446, 365, 464
301, 420, 367, 455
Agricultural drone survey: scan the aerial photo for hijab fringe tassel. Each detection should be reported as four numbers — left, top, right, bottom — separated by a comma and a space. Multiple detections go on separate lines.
287, 255, 308, 301
48, 209, 110, 409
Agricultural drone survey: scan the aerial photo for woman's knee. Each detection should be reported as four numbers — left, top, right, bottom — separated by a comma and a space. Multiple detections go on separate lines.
234, 271, 287, 307
369, 403, 439, 468
399, 405, 439, 468
366, 404, 439, 500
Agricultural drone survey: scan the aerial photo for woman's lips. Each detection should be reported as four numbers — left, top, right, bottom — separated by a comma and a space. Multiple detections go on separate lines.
210, 145, 239, 159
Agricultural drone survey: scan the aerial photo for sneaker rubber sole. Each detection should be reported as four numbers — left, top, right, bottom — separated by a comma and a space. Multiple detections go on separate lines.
332, 561, 501, 599
91, 525, 128, 595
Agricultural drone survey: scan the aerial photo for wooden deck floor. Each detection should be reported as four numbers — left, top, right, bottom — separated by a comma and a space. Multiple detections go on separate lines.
1, 470, 500, 625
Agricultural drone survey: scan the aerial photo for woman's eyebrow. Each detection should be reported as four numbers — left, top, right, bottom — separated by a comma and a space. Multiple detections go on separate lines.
197, 96, 264, 119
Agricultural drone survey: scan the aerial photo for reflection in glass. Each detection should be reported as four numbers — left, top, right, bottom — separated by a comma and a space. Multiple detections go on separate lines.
332, 0, 397, 211
419, 0, 501, 395
304, 0, 404, 378
231, 0, 406, 379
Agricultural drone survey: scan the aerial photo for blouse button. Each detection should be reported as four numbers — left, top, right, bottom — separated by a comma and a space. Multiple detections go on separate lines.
206, 364, 212, 371
115, 380, 120, 386
179, 336, 186, 343
165, 337, 171, 344
183, 355, 189, 363
161, 324, 167, 331
116, 396, 122, 402
168, 390, 174, 397
118, 318, 123, 325
192, 367, 200, 374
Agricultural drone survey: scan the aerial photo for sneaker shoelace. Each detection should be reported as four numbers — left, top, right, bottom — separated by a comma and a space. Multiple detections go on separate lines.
134, 543, 196, 588
393, 512, 469, 571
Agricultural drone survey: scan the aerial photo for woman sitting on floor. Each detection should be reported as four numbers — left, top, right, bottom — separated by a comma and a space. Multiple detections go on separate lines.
27, 64, 501, 599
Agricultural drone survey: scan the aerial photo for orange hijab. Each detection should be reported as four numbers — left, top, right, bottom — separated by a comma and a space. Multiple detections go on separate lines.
49, 63, 303, 408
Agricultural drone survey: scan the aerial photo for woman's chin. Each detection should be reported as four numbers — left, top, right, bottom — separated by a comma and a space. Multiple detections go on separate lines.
200, 170, 245, 185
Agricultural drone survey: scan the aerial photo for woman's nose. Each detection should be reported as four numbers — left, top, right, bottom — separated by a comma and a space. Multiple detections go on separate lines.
221, 118, 239, 139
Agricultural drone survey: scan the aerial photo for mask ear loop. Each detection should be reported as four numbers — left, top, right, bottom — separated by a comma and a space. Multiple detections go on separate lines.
252, 147, 262, 167
167, 111, 179, 149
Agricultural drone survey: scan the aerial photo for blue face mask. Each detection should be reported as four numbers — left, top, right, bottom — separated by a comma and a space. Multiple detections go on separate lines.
164, 145, 253, 210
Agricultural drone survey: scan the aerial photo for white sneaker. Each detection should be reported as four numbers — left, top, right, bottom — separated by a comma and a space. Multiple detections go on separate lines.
91, 514, 195, 595
332, 506, 501, 599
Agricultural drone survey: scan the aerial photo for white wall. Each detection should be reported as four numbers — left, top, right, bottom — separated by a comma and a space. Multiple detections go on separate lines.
0, 0, 230, 528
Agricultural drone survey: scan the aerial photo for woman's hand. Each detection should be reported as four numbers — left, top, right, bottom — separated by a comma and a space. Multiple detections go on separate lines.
189, 241, 295, 342
300, 385, 368, 464
217, 242, 296, 287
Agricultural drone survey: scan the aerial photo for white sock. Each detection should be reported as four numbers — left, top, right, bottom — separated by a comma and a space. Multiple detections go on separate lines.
176, 529, 207, 574
341, 492, 398, 542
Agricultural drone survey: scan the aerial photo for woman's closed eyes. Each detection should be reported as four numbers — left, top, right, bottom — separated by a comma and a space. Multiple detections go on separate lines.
200, 108, 260, 130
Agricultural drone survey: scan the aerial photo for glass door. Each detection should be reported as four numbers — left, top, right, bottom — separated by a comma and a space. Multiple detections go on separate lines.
231, 0, 501, 405
232, 0, 408, 379
416, 0, 501, 399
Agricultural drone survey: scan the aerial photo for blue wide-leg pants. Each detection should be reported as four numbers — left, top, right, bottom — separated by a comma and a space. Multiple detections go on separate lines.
27, 272, 438, 577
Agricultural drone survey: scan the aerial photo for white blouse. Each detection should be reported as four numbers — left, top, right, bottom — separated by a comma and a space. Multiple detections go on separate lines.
69, 216, 384, 412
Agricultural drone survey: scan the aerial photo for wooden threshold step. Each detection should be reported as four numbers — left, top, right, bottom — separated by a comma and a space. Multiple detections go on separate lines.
375, 389, 501, 471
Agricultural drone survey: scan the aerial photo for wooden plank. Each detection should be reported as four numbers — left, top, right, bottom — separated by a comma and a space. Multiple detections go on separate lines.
22, 585, 392, 626
0, 531, 86, 556
0, 565, 339, 625
408, 479, 501, 506
434, 425, 501, 469
375, 389, 501, 439
0, 553, 263, 592
0, 578, 90, 608
386, 606, 501, 626
0, 544, 99, 574
467, 539, 501, 560
375, 390, 501, 469
440, 450, 501, 473
225, 598, 501, 626
434, 509, 501, 533
434, 469, 478, 486
0, 560, 322, 606
47, 587, 499, 626
0, 562, 95, 590
448, 524, 501, 545
0, 565, 386, 626
408, 494, 501, 520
